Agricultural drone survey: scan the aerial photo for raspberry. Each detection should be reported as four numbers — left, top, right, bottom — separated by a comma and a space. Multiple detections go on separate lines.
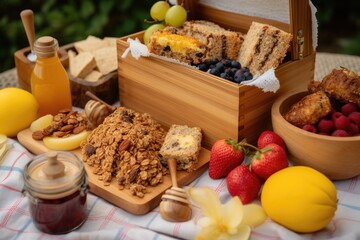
317, 118, 334, 133
331, 112, 343, 122
349, 112, 360, 126
332, 129, 350, 137
334, 115, 350, 130
302, 124, 317, 133
319, 132, 329, 136
341, 102, 358, 116
349, 123, 359, 135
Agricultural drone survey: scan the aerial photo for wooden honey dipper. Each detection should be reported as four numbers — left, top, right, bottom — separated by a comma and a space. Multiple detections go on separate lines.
84, 91, 116, 129
159, 158, 192, 222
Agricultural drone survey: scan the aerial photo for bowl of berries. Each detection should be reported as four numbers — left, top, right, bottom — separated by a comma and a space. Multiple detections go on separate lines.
271, 87, 360, 180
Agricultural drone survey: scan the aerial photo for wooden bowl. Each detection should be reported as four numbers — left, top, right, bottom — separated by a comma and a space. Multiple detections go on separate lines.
271, 90, 360, 180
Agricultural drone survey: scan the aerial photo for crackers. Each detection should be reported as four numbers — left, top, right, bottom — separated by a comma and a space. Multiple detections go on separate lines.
68, 36, 118, 81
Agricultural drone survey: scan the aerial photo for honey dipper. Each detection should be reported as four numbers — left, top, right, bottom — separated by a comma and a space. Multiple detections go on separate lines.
159, 158, 192, 222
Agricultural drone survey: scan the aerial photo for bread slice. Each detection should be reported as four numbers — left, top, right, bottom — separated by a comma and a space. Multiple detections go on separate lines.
148, 29, 207, 65
159, 125, 202, 172
74, 35, 107, 53
181, 20, 243, 60
84, 70, 103, 82
238, 22, 292, 75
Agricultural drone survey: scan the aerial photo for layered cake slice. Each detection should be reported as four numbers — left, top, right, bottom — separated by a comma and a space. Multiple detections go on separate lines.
148, 29, 207, 65
238, 22, 292, 75
180, 20, 243, 60
159, 125, 202, 172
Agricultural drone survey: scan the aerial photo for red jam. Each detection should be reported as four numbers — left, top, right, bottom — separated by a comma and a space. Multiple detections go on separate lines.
23, 151, 88, 234
29, 190, 87, 234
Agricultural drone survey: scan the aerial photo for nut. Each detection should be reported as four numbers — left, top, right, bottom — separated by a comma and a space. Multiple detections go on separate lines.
31, 109, 89, 141
32, 131, 45, 140
118, 139, 131, 151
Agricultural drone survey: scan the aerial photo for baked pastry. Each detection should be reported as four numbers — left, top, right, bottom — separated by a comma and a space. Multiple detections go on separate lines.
308, 68, 360, 107
283, 91, 332, 127
148, 29, 207, 65
238, 22, 292, 75
159, 124, 202, 172
180, 20, 243, 60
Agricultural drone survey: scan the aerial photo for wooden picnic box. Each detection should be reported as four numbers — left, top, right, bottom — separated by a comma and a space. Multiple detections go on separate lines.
117, 0, 316, 149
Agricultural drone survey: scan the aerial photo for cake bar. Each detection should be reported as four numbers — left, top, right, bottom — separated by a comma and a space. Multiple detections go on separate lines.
180, 20, 243, 60
159, 125, 202, 172
238, 22, 292, 75
147, 29, 207, 65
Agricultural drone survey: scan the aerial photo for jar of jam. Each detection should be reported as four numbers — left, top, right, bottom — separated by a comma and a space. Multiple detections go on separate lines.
23, 151, 88, 234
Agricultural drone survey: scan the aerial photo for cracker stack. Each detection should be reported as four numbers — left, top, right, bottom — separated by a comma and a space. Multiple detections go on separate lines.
68, 36, 118, 82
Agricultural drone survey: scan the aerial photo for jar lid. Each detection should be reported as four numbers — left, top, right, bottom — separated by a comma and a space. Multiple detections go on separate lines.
23, 151, 85, 199
34, 36, 59, 58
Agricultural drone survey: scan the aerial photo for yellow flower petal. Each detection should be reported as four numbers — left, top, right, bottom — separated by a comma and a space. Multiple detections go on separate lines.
242, 204, 267, 228
221, 196, 244, 233
189, 187, 222, 220
229, 225, 251, 240
197, 217, 216, 228
195, 225, 221, 240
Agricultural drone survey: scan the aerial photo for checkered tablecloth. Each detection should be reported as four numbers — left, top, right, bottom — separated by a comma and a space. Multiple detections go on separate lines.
1, 137, 360, 240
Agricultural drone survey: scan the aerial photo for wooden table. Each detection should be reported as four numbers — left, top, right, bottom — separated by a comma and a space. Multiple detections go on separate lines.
1, 52, 360, 89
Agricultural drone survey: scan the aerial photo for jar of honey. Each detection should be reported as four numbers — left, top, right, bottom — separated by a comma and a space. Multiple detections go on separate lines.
31, 36, 72, 117
22, 151, 88, 234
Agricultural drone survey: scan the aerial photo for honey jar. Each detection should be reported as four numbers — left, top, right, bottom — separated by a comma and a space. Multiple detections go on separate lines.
22, 151, 88, 234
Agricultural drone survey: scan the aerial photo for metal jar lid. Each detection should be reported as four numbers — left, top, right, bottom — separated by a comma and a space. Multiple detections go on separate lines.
23, 151, 86, 200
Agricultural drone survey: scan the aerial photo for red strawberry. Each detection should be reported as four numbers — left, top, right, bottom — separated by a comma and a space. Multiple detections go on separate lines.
226, 165, 262, 204
209, 139, 245, 179
257, 130, 286, 149
250, 143, 288, 180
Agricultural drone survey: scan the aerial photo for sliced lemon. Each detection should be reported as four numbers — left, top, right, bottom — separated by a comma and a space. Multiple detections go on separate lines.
43, 130, 90, 151
30, 114, 54, 132
0, 134, 7, 148
0, 143, 8, 163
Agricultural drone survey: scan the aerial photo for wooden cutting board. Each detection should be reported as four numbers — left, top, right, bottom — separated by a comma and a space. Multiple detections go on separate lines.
17, 128, 210, 215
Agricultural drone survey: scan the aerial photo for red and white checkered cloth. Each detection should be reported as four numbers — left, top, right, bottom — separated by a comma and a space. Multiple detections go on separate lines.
1, 138, 360, 240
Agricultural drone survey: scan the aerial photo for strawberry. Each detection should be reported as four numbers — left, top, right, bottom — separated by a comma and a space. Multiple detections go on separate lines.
226, 165, 262, 204
250, 143, 288, 180
208, 139, 245, 179
257, 130, 286, 149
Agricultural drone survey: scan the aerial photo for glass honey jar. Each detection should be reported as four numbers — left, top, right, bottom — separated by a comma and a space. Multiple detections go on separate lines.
22, 151, 88, 234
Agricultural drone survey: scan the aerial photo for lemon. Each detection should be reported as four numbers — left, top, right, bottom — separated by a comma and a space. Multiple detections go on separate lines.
0, 88, 39, 137
261, 166, 337, 233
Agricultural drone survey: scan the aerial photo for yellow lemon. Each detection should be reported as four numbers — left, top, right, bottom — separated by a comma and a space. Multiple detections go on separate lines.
261, 166, 337, 233
0, 88, 39, 137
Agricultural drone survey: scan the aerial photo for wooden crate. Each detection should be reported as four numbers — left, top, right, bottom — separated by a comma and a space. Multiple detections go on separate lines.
117, 0, 315, 149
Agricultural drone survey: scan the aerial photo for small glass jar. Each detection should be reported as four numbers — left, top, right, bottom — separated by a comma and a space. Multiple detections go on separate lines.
23, 151, 88, 234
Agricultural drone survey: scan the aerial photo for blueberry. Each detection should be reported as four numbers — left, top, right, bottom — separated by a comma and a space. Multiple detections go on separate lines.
241, 67, 250, 72
210, 67, 221, 76
209, 64, 216, 69
234, 72, 245, 83
225, 68, 234, 77
203, 59, 212, 67
236, 69, 245, 75
198, 63, 208, 72
244, 71, 253, 80
231, 61, 241, 69
211, 58, 219, 65
215, 62, 224, 72
221, 59, 232, 67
